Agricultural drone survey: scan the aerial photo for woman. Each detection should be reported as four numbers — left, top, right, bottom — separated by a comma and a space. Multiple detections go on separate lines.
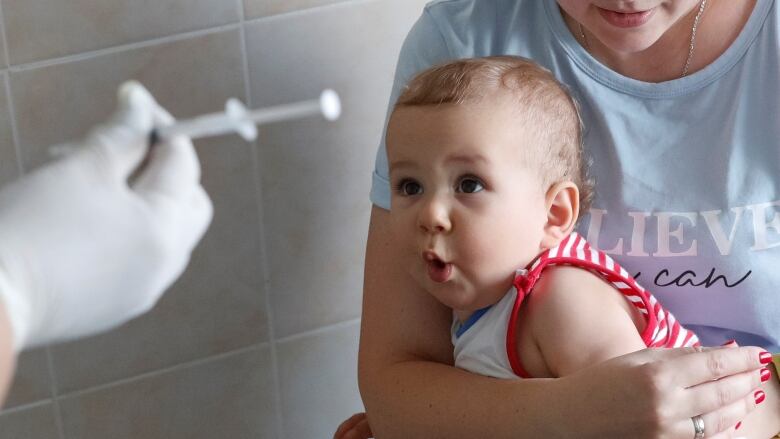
348, 0, 780, 437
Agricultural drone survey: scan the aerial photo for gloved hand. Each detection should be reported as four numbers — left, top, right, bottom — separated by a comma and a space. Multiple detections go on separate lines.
0, 81, 212, 351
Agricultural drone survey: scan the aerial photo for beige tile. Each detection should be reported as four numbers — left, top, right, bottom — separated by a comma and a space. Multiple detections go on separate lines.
245, 0, 428, 337
244, 0, 349, 19
0, 77, 19, 186
0, 403, 60, 439
2, 348, 51, 410
11, 29, 246, 171
8, 30, 269, 393
4, 0, 239, 65
59, 346, 278, 439
277, 321, 363, 439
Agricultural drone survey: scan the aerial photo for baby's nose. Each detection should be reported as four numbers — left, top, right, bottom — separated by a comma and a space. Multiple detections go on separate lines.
418, 198, 452, 233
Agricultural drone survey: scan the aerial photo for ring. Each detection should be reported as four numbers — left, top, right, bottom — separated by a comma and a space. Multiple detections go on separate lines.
691, 415, 705, 439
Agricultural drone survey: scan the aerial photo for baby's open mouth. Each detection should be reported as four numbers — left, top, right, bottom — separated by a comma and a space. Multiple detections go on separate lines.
423, 251, 452, 283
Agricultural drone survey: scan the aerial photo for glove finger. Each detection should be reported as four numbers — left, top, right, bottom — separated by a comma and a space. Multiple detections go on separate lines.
128, 184, 212, 314
176, 184, 213, 254
149, 101, 201, 183
84, 81, 162, 180
132, 132, 201, 201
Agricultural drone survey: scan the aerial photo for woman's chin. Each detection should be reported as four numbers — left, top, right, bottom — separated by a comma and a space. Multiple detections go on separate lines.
594, 27, 665, 54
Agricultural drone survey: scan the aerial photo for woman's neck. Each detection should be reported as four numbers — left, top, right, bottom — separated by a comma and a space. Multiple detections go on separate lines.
563, 1, 756, 83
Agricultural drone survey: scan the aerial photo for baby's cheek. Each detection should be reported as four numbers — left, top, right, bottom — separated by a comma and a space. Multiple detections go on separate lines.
460, 236, 509, 279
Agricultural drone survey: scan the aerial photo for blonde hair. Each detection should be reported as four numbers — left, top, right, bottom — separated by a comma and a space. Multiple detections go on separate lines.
393, 56, 593, 216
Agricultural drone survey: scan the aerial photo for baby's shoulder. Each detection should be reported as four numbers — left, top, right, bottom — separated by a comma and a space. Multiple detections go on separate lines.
532, 265, 612, 299
527, 265, 646, 335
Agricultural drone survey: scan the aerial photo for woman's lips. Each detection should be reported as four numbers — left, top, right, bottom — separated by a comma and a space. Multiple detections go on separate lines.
426, 258, 452, 283
597, 7, 655, 28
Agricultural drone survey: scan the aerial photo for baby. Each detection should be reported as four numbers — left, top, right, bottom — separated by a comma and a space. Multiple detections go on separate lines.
385, 55, 699, 381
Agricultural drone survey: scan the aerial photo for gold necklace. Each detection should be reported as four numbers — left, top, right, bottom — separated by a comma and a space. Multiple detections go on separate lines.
577, 0, 708, 78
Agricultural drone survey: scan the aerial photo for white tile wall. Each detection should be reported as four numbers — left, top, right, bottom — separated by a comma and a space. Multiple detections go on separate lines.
0, 0, 429, 437
3, 0, 240, 64
277, 320, 362, 439
246, 0, 428, 338
0, 403, 60, 438
244, 0, 351, 19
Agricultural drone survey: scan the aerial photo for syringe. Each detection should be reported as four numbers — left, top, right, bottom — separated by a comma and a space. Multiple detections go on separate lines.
48, 90, 341, 157
153, 89, 341, 143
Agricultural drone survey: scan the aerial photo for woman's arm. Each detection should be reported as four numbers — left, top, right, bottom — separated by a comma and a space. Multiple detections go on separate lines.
0, 300, 16, 407
358, 206, 769, 438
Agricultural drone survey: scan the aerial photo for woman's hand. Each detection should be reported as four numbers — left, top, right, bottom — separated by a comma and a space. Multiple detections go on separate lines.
559, 344, 768, 438
334, 413, 373, 439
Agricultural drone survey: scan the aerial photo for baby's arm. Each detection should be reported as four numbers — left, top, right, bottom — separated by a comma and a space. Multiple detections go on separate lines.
521, 265, 648, 377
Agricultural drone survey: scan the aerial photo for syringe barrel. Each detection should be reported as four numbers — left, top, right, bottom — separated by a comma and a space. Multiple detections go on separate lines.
247, 100, 321, 126
156, 112, 235, 140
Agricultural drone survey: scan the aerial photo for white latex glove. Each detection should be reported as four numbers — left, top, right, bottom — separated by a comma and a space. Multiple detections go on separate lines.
0, 81, 212, 351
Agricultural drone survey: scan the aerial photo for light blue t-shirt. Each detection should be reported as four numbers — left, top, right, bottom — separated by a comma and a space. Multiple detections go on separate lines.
371, 0, 780, 350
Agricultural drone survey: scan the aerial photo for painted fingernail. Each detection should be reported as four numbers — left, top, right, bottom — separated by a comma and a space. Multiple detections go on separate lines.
722, 339, 737, 346
755, 390, 766, 404
760, 351, 772, 364
761, 367, 772, 382
736, 421, 742, 430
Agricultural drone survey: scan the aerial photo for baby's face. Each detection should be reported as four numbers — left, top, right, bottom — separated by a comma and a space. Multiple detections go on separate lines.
387, 97, 550, 319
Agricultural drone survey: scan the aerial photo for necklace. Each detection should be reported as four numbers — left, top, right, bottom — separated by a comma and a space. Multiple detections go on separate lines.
577, 0, 708, 78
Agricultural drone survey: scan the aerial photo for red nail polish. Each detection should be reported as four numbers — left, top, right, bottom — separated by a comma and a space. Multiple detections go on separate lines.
755, 390, 766, 405
760, 351, 772, 364
762, 367, 772, 382
736, 421, 742, 430
722, 339, 736, 346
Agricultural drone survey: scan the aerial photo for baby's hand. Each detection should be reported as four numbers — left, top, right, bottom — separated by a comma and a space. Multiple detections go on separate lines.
334, 412, 373, 439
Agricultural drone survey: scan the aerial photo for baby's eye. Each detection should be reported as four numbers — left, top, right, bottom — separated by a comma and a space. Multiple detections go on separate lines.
456, 177, 484, 194
397, 179, 423, 196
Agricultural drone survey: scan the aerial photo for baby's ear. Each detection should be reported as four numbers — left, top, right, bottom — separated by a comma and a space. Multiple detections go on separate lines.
541, 181, 579, 249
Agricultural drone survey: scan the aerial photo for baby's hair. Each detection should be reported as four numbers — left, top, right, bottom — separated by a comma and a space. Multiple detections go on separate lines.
394, 56, 593, 217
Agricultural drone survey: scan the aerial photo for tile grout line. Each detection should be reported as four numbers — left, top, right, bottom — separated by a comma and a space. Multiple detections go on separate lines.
276, 318, 362, 345
0, 2, 18, 177
7, 22, 241, 73
252, 122, 286, 439
242, 0, 378, 26
1, 72, 21, 176
0, 1, 10, 77
0, 398, 50, 416
236, 4, 286, 437
56, 342, 268, 401
44, 347, 67, 439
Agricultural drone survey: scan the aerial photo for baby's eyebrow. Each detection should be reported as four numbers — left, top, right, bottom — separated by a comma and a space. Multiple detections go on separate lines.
388, 159, 415, 174
444, 153, 489, 165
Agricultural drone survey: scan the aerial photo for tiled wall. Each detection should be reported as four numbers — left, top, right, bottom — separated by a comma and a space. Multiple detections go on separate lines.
0, 0, 427, 437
